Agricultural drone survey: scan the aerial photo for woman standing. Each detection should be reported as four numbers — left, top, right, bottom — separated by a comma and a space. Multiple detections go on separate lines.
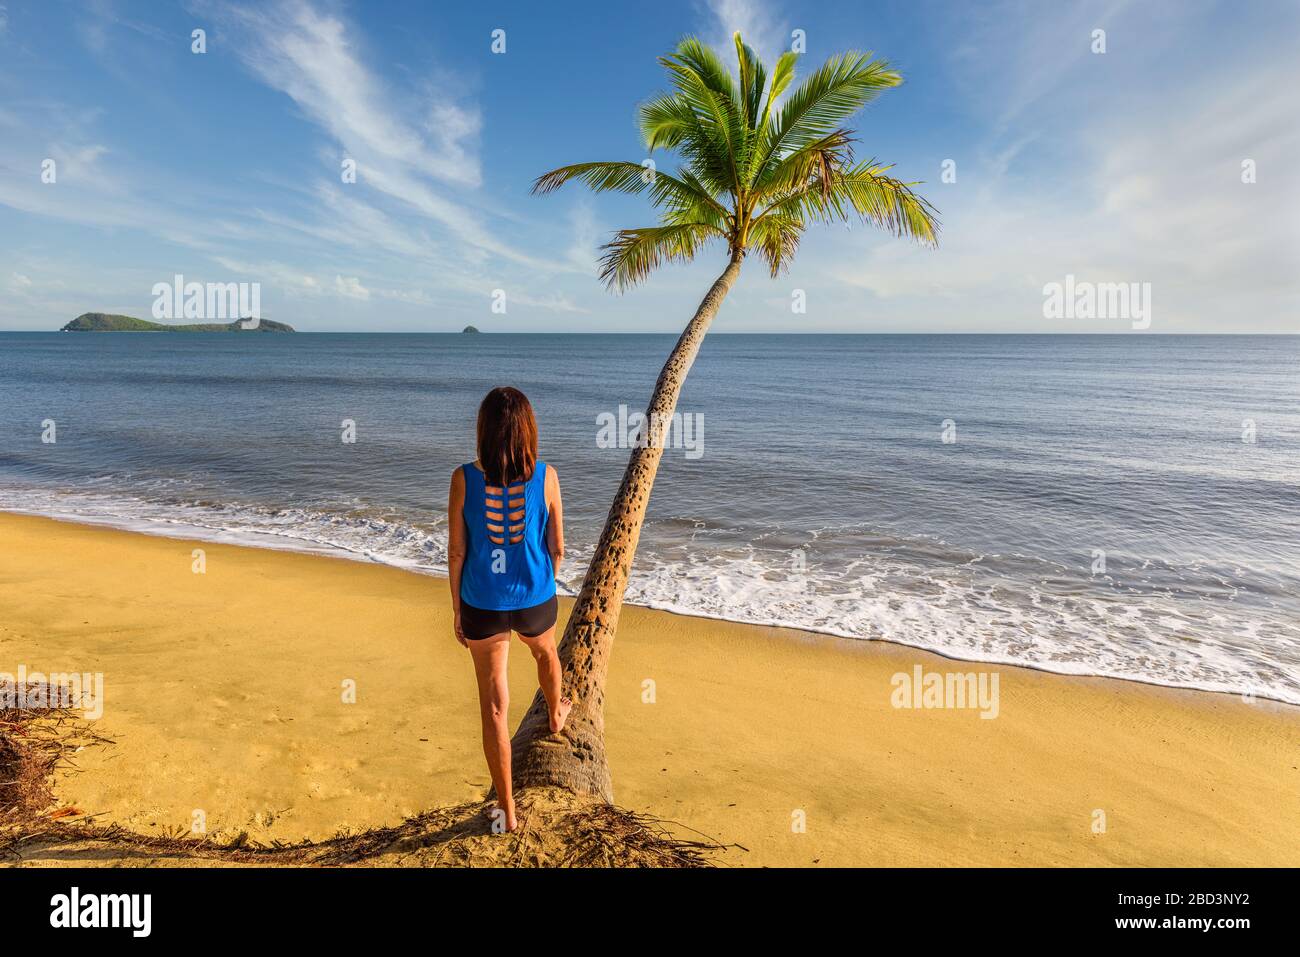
447, 387, 571, 833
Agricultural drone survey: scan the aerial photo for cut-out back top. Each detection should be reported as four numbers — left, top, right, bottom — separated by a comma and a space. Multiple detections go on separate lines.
459, 461, 555, 611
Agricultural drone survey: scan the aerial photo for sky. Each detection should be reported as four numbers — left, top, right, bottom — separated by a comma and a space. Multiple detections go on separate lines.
0, 0, 1296, 333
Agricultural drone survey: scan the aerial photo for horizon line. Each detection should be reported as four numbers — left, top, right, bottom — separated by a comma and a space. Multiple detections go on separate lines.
3, 329, 1297, 337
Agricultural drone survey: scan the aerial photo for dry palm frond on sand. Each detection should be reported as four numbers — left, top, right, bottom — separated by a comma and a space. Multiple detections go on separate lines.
1, 692, 733, 868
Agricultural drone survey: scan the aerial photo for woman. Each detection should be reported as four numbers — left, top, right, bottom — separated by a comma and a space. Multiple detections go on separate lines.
448, 386, 571, 833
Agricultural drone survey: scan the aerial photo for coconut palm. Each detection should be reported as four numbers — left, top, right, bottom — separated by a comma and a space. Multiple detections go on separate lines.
509, 33, 939, 801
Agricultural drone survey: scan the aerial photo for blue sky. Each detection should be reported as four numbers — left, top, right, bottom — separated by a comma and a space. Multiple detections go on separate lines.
0, 0, 1296, 332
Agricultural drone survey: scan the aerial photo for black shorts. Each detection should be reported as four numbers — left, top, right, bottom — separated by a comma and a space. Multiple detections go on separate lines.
460, 595, 558, 641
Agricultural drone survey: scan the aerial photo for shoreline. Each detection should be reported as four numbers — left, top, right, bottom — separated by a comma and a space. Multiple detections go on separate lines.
3, 511, 1298, 867
9, 330, 1300, 336
1, 505, 1292, 708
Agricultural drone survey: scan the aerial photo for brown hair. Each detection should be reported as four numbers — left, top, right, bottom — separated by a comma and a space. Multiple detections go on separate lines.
476, 386, 538, 487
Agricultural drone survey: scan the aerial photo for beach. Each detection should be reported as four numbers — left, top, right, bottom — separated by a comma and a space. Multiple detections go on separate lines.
3, 511, 1296, 867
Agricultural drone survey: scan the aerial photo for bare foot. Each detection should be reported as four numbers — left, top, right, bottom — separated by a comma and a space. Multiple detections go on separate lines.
550, 696, 573, 734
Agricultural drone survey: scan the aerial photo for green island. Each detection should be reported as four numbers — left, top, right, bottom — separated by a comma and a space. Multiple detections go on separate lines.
60, 313, 295, 332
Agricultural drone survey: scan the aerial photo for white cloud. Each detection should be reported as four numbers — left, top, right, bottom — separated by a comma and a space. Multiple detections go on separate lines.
333, 275, 370, 300
213, 257, 322, 294
565, 200, 601, 276
704, 0, 786, 65
200, 0, 575, 277
951, 0, 1136, 135
73, 0, 173, 70
360, 164, 557, 270
819, 3, 1300, 333
215, 0, 480, 187
376, 286, 434, 306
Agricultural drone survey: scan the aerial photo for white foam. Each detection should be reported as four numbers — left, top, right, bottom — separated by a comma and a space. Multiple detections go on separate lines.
2, 487, 1296, 706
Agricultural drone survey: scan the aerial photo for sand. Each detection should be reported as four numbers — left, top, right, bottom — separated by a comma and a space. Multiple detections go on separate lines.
1, 511, 1296, 867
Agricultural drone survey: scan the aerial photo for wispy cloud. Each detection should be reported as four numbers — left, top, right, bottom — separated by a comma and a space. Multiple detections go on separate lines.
950, 0, 1136, 135
213, 257, 323, 294
703, 0, 786, 64
820, 2, 1300, 333
200, 0, 576, 274
0, 0, 591, 328
333, 274, 370, 300
210, 0, 480, 187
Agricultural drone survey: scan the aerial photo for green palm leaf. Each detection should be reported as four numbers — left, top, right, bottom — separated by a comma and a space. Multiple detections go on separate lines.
757, 52, 900, 183
599, 223, 725, 290
532, 160, 727, 218
757, 160, 939, 243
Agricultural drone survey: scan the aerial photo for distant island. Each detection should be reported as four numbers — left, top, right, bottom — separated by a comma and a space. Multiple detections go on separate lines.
462, 325, 481, 334
60, 313, 295, 333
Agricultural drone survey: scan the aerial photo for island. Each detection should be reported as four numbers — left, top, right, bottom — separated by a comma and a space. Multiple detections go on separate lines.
60, 313, 295, 333
462, 325, 481, 334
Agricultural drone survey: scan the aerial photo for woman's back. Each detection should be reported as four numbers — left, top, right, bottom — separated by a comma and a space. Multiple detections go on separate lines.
448, 386, 568, 834
459, 461, 555, 611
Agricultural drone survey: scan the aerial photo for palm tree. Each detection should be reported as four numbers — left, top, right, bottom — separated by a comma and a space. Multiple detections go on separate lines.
509, 33, 939, 802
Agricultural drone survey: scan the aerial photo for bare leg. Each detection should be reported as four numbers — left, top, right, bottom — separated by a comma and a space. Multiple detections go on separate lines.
518, 625, 572, 733
467, 632, 516, 832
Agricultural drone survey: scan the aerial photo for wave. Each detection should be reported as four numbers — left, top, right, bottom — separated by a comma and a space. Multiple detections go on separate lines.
2, 484, 1296, 706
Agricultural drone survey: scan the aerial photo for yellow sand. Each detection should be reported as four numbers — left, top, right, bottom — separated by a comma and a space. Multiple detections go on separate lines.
1, 512, 1296, 866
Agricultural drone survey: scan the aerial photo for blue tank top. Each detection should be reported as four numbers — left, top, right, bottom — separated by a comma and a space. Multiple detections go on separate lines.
459, 461, 556, 611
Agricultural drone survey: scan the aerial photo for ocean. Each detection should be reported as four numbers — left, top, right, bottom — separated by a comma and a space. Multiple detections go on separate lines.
1, 332, 1297, 703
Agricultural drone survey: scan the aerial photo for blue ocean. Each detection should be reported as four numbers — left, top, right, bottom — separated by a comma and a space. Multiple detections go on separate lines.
1, 332, 1296, 703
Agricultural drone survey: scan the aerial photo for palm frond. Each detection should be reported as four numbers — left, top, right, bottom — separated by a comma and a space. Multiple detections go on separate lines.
733, 33, 768, 130
757, 53, 900, 182
640, 93, 695, 151
664, 37, 739, 107
533, 161, 727, 219
838, 164, 940, 243
761, 51, 798, 124
533, 161, 654, 197
746, 213, 804, 277
756, 160, 940, 244
659, 39, 750, 194
758, 129, 856, 199
598, 223, 725, 290
638, 94, 738, 195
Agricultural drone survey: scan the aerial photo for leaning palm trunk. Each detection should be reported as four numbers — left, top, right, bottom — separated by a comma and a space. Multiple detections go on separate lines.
508, 252, 744, 801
